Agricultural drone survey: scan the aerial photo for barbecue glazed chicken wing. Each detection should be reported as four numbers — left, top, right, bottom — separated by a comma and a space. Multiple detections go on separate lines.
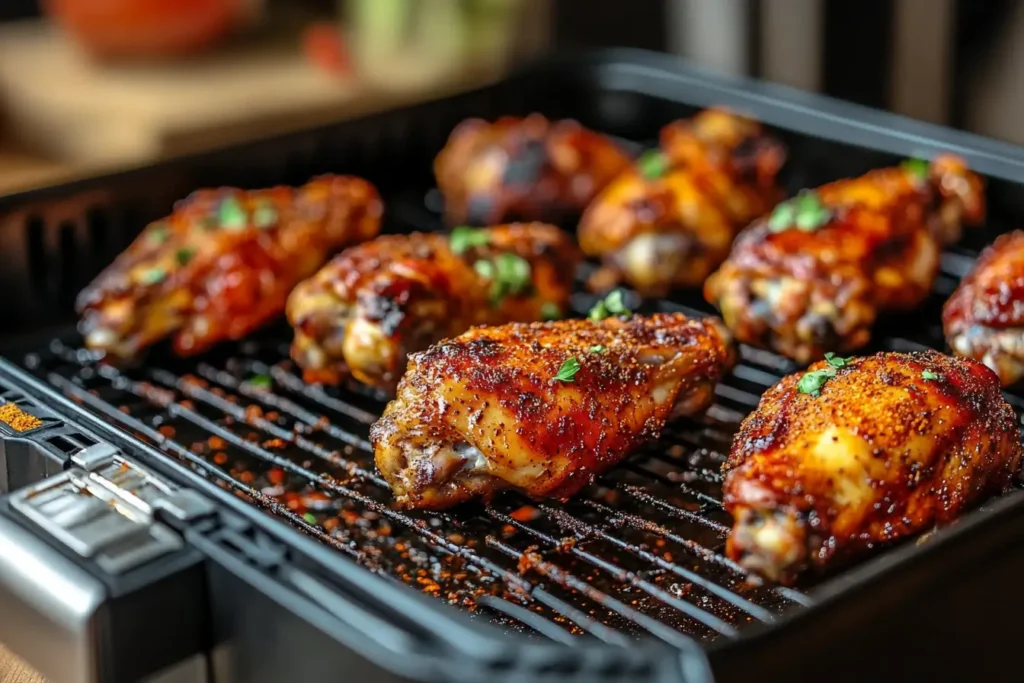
371, 313, 736, 509
77, 176, 382, 360
434, 114, 632, 225
704, 155, 985, 363
579, 108, 786, 295
287, 224, 580, 393
724, 350, 1022, 584
944, 231, 1024, 386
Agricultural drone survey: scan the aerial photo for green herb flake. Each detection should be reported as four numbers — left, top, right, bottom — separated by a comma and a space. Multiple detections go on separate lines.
589, 345, 607, 354
637, 150, 670, 181
540, 302, 562, 321
901, 157, 930, 183
824, 352, 853, 369
921, 369, 940, 381
797, 353, 855, 397
148, 223, 171, 244
248, 374, 272, 389
175, 247, 196, 266
768, 191, 832, 233
252, 200, 278, 230
553, 357, 581, 383
218, 196, 248, 231
477, 253, 533, 306
137, 267, 167, 285
302, 512, 317, 525
588, 289, 631, 321
473, 259, 495, 280
450, 226, 490, 254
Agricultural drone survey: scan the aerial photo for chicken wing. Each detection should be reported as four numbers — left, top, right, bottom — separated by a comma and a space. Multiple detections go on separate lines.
433, 114, 632, 226
579, 108, 786, 295
77, 175, 382, 360
944, 231, 1024, 386
704, 155, 984, 363
370, 313, 736, 509
287, 223, 580, 392
724, 350, 1021, 584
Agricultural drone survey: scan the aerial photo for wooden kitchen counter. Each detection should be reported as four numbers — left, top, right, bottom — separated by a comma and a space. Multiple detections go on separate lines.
0, 645, 43, 683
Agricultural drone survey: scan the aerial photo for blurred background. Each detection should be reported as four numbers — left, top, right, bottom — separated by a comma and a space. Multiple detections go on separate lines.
0, 0, 1021, 196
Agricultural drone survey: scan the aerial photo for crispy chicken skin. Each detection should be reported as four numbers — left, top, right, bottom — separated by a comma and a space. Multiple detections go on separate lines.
944, 231, 1024, 386
724, 350, 1022, 584
433, 114, 632, 225
287, 223, 580, 392
77, 176, 382, 360
579, 108, 786, 295
371, 314, 736, 510
704, 155, 984, 363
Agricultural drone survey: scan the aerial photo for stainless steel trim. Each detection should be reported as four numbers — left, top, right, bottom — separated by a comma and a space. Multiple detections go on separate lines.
0, 514, 104, 683
70, 443, 118, 471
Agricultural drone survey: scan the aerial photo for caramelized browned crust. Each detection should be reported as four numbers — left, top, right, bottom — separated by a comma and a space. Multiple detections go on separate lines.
944, 231, 1024, 386
705, 155, 984, 362
77, 175, 382, 360
723, 350, 1022, 584
287, 223, 580, 392
371, 313, 736, 510
433, 114, 632, 225
579, 108, 786, 295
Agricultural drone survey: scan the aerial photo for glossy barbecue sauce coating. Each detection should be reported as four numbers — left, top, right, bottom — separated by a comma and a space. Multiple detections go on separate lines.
944, 230, 1024, 386
434, 114, 632, 226
371, 314, 736, 510
287, 223, 580, 392
77, 175, 382, 360
723, 350, 1022, 585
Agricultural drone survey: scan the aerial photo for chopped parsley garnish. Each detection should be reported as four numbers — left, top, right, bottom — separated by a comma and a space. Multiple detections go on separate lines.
540, 302, 562, 321
475, 253, 532, 306
637, 150, 670, 180
553, 357, 581, 383
588, 289, 631, 321
248, 374, 272, 389
252, 200, 278, 229
148, 223, 170, 244
797, 352, 854, 397
901, 157, 930, 183
589, 345, 607, 354
175, 247, 196, 266
138, 267, 167, 285
218, 196, 247, 231
921, 369, 940, 381
302, 512, 317, 525
768, 190, 832, 233
450, 226, 490, 254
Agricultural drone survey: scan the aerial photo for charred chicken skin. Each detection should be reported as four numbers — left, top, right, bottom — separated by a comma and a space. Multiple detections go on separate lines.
371, 313, 736, 510
287, 223, 580, 393
704, 155, 984, 363
433, 114, 632, 226
579, 108, 786, 295
944, 231, 1024, 386
77, 176, 382, 360
724, 350, 1022, 584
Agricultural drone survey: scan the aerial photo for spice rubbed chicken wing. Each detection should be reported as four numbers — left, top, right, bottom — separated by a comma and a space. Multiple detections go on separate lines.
287, 223, 579, 392
579, 108, 786, 296
944, 231, 1024, 386
434, 114, 632, 225
705, 155, 985, 363
724, 350, 1022, 584
371, 312, 736, 510
77, 175, 382, 360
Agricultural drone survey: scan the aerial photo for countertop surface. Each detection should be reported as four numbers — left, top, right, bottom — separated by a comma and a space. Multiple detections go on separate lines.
0, 645, 43, 683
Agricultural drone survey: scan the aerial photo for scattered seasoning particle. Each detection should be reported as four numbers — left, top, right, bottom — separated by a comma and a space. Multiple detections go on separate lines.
302, 512, 317, 525
248, 374, 272, 389
901, 157, 930, 183
553, 356, 580, 383
637, 150, 669, 180
138, 267, 167, 285
175, 247, 196, 266
252, 200, 278, 229
0, 402, 42, 432
540, 302, 562, 321
589, 345, 607, 354
588, 289, 631, 321
768, 190, 831, 233
797, 352, 855, 396
449, 226, 490, 254
921, 369, 940, 381
218, 196, 248, 231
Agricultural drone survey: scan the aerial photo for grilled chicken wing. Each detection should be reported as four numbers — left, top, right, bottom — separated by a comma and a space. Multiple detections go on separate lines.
371, 313, 736, 509
944, 231, 1024, 386
724, 350, 1022, 584
579, 108, 786, 295
287, 223, 580, 392
434, 114, 632, 226
77, 176, 382, 360
704, 156, 984, 363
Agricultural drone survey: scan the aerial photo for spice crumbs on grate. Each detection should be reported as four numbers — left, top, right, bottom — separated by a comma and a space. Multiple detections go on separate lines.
0, 402, 42, 432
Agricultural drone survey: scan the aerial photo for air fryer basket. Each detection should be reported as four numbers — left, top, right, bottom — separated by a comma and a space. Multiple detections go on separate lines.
4, 50, 1024, 683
